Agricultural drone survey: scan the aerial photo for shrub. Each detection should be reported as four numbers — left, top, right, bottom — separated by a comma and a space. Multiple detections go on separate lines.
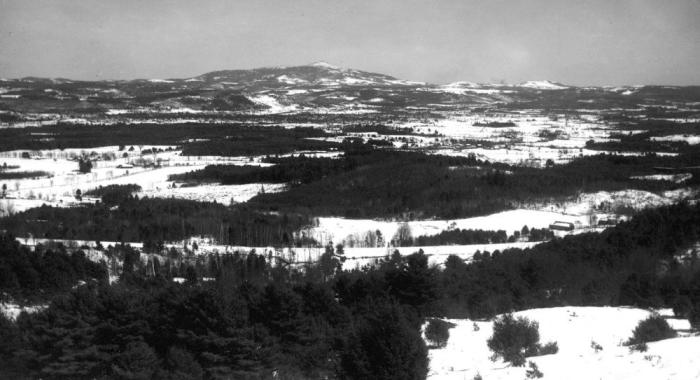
629, 342, 648, 352
525, 361, 543, 378
425, 318, 455, 348
626, 315, 676, 346
538, 341, 558, 355
487, 314, 540, 366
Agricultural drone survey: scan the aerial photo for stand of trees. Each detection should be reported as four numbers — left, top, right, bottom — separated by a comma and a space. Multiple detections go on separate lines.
0, 242, 434, 379
0, 171, 51, 180
84, 184, 142, 205
0, 196, 314, 247
438, 202, 700, 318
0, 234, 107, 300
0, 123, 336, 156
249, 151, 691, 219
410, 227, 553, 247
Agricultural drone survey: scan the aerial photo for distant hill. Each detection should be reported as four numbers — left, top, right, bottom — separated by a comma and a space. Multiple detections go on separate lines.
1, 63, 700, 115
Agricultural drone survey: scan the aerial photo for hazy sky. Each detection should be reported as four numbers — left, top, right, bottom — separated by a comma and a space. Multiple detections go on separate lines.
1, 0, 699, 85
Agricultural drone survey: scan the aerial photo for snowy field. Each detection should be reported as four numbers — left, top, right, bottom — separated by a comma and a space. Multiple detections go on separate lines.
307, 209, 599, 247
303, 186, 699, 248
0, 146, 304, 212
139, 182, 287, 204
427, 306, 698, 380
651, 135, 700, 145
537, 188, 699, 216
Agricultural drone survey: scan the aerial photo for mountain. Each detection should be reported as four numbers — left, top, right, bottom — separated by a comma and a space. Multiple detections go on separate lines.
186, 61, 422, 90
517, 80, 569, 90
1, 63, 699, 116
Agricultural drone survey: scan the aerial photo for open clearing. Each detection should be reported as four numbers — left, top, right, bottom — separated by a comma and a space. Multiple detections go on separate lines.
427, 306, 697, 380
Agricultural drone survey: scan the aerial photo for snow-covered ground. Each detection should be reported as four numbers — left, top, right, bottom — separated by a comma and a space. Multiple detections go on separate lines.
139, 182, 286, 204
306, 210, 592, 247
0, 146, 307, 211
651, 135, 700, 145
307, 186, 699, 247
394, 112, 683, 166
538, 188, 699, 217
427, 306, 698, 380
518, 80, 569, 90
0, 302, 47, 320
631, 173, 693, 184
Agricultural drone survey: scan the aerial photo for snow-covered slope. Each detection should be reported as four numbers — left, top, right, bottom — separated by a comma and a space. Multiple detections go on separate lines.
518, 80, 569, 90
427, 306, 697, 380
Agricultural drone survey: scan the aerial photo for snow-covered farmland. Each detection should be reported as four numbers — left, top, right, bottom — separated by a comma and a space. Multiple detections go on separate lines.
0, 146, 301, 211
539, 188, 700, 217
139, 182, 286, 204
651, 134, 700, 145
427, 306, 698, 380
305, 209, 589, 247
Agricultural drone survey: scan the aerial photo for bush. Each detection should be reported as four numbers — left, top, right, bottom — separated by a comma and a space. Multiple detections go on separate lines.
425, 318, 455, 348
626, 315, 676, 346
487, 314, 541, 366
538, 341, 559, 355
629, 342, 648, 352
525, 361, 543, 378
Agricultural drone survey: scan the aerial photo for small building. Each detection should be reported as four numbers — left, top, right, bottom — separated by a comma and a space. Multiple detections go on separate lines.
549, 221, 574, 231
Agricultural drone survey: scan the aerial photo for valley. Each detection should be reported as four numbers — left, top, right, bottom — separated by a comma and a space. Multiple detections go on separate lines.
1, 63, 700, 379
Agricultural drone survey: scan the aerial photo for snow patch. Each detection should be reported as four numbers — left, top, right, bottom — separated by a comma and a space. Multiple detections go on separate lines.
428, 306, 698, 380
518, 80, 569, 90
651, 135, 700, 145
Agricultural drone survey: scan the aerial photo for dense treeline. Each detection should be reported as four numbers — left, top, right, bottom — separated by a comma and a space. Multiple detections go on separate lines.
342, 124, 423, 135
0, 171, 51, 180
438, 202, 700, 318
411, 227, 554, 246
180, 127, 337, 156
0, 234, 107, 300
0, 197, 314, 247
84, 184, 142, 205
249, 152, 687, 219
585, 132, 697, 154
170, 155, 358, 185
0, 245, 432, 379
0, 123, 335, 157
170, 146, 467, 186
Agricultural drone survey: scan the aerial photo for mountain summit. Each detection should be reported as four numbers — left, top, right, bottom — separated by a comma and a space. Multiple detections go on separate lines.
190, 62, 407, 89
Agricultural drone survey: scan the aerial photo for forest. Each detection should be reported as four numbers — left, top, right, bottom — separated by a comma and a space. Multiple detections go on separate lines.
248, 151, 693, 219
0, 194, 314, 247
169, 144, 697, 220
1, 202, 700, 378
0, 123, 335, 156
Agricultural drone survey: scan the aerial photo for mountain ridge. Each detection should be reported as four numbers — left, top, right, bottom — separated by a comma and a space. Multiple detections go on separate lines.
4, 63, 698, 89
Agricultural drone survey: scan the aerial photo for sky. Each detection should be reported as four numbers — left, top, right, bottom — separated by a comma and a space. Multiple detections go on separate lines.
1, 0, 699, 86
